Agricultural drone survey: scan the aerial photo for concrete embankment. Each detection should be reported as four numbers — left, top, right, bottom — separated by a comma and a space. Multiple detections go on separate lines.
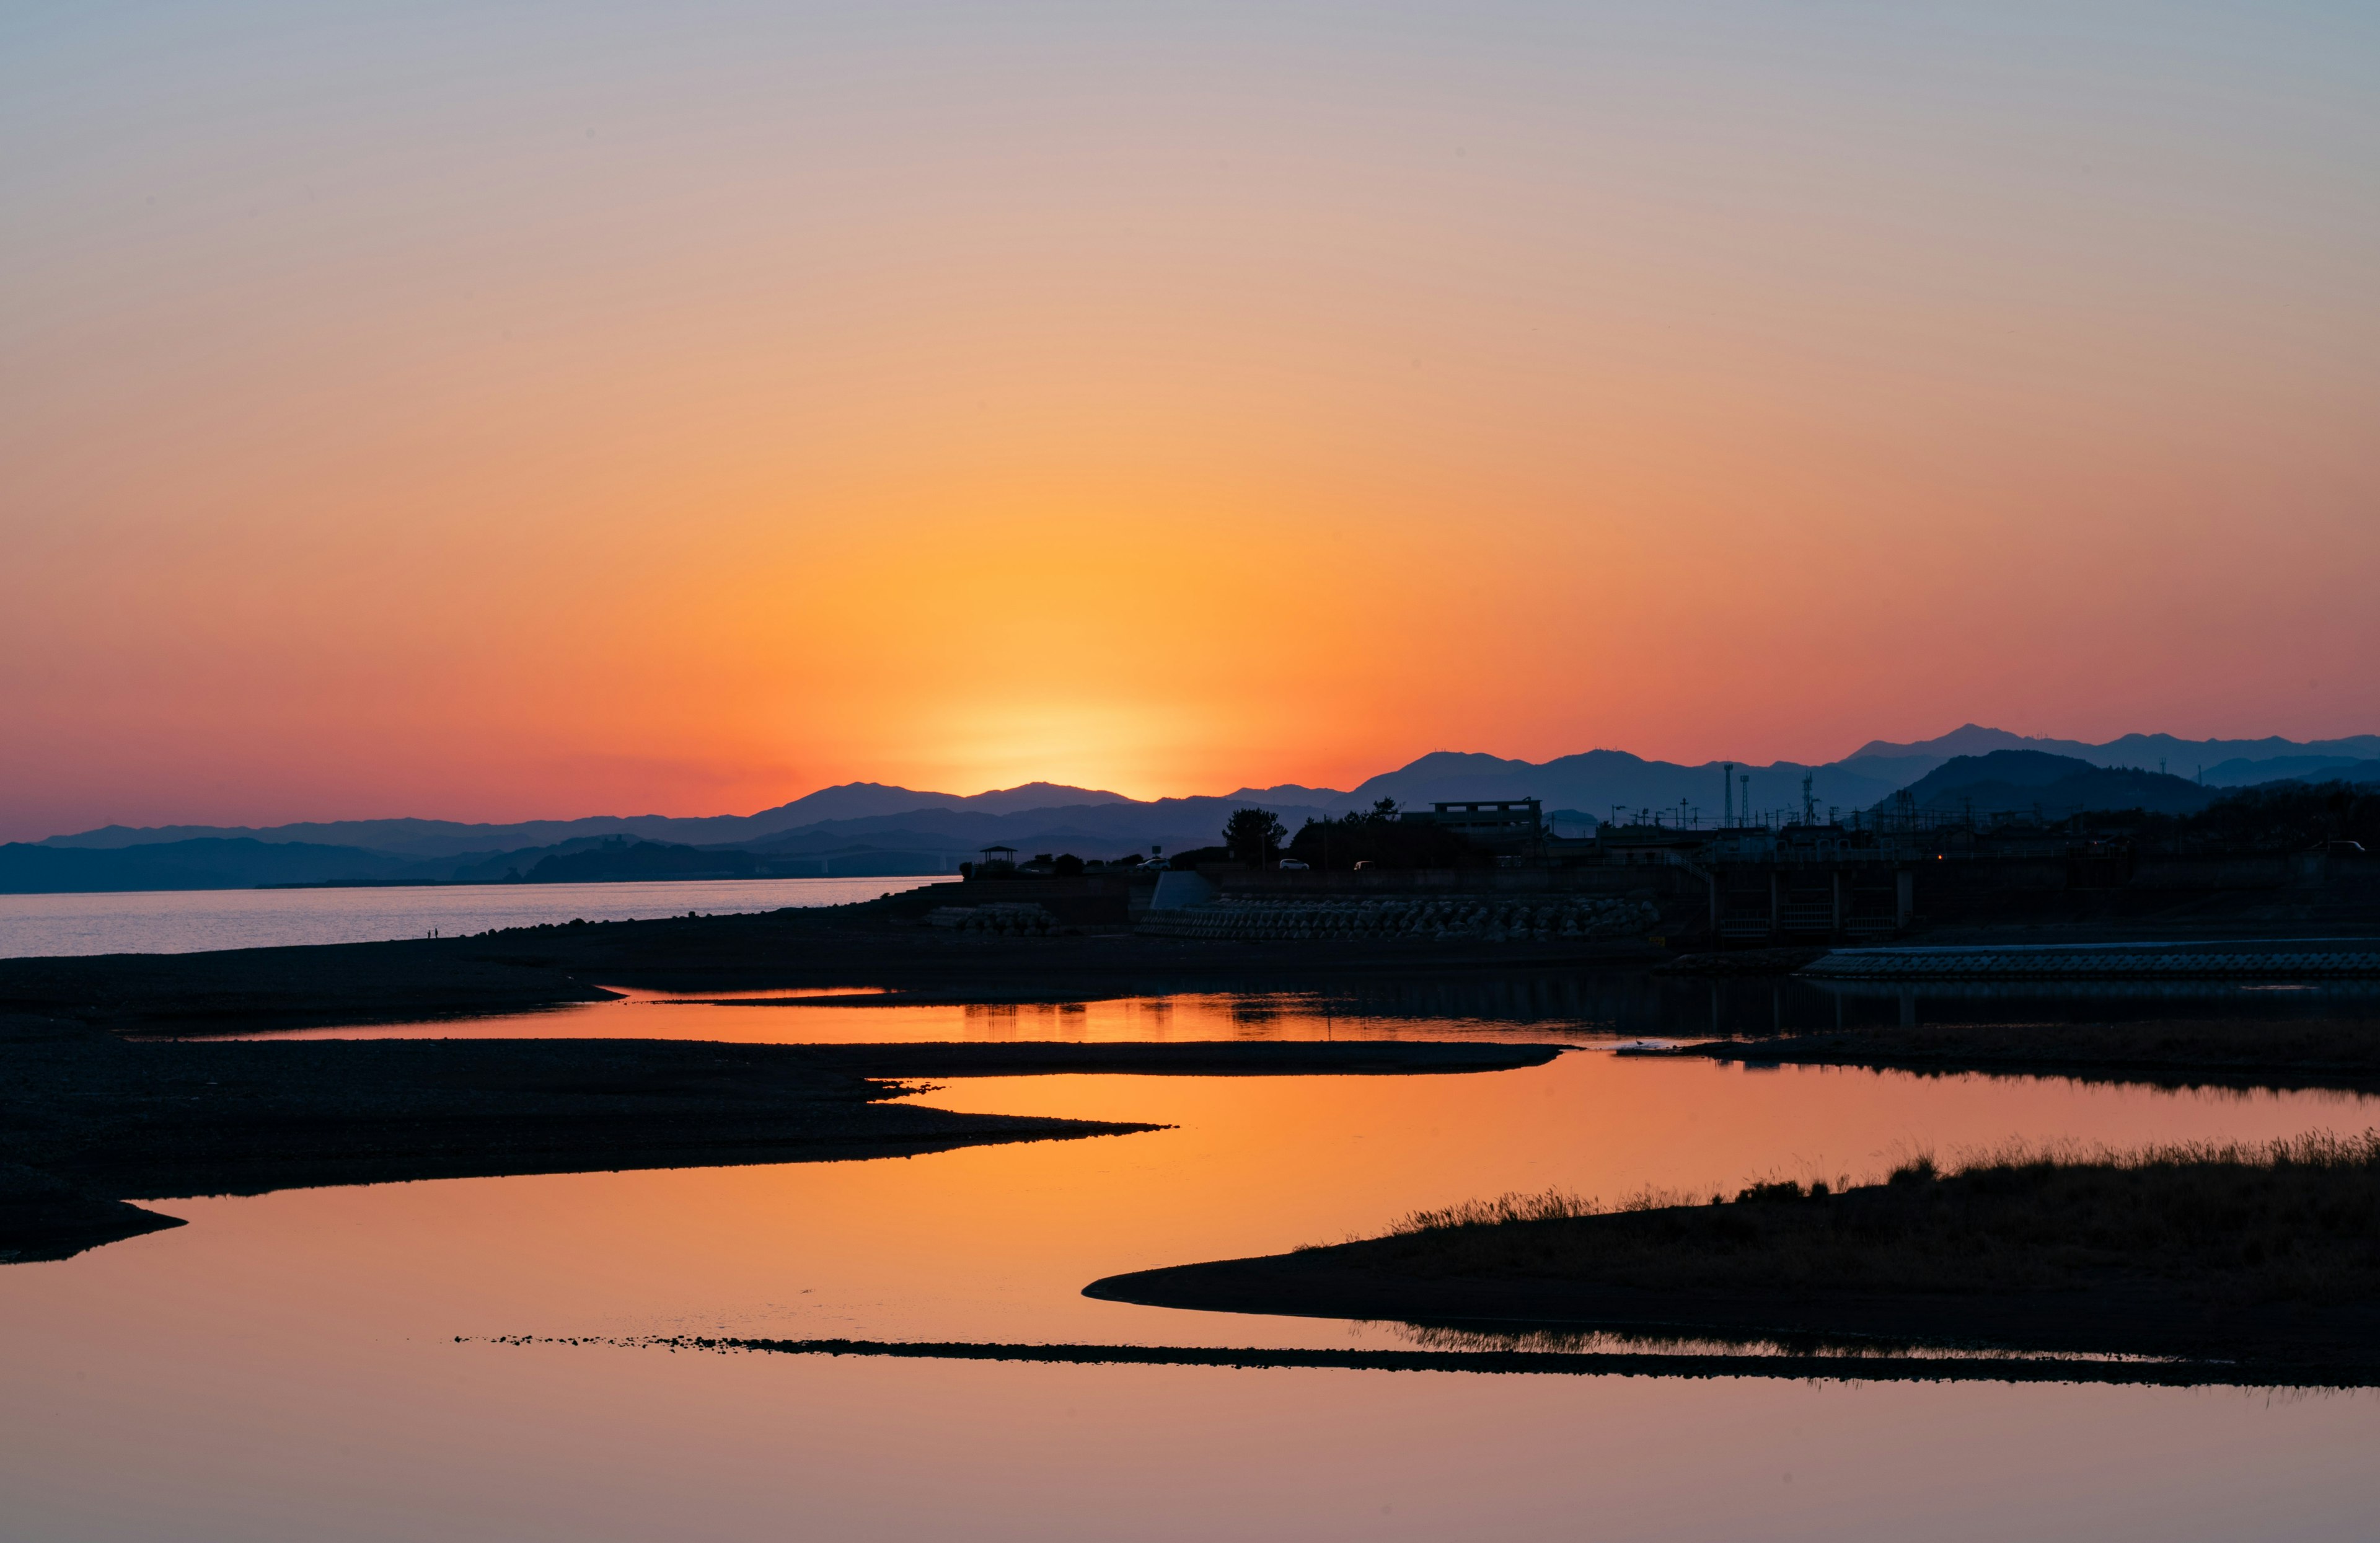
1804, 938, 2380, 981
1136, 895, 1659, 945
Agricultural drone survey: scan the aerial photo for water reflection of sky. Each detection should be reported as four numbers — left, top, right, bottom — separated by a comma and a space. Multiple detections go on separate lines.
204, 968, 2380, 1045
16, 1001, 2380, 1537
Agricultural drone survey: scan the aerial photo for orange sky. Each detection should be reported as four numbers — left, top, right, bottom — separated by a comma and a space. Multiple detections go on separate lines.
5, 5, 2377, 838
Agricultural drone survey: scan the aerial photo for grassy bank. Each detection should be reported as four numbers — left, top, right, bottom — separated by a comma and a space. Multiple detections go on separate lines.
1087, 1135, 2380, 1371
1372, 1134, 2380, 1299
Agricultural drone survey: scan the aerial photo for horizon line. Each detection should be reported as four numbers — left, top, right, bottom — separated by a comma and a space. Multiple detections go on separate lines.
24, 723, 2380, 846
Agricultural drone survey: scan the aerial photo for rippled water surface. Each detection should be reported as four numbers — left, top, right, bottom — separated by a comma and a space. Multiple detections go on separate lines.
7, 991, 2379, 1541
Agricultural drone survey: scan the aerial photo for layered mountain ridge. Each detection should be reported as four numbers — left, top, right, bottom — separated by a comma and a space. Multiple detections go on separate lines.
8, 726, 2377, 893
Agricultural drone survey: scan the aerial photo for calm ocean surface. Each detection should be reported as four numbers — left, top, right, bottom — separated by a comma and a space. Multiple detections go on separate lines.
7, 991, 2378, 1540
0, 875, 961, 958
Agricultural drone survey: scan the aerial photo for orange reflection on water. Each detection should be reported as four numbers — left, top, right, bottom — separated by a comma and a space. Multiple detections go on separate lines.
2, 1048, 2376, 1539
210, 986, 1625, 1044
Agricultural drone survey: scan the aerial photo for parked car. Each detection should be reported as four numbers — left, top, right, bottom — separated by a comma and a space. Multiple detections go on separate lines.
1276, 859, 1309, 870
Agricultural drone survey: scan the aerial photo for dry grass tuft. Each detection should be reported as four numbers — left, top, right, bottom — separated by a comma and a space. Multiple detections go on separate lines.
1390, 1188, 1600, 1234
1363, 1130, 2380, 1304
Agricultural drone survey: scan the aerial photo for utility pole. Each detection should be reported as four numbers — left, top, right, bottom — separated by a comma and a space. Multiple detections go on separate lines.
1722, 762, 1735, 826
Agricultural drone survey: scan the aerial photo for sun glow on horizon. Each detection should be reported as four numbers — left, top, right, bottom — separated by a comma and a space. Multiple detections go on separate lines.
4, 4, 2376, 839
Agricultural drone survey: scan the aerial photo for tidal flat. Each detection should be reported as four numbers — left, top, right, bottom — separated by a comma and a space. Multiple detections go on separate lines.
1659, 1017, 2380, 1092
0, 891, 1655, 1036
0, 1007, 1554, 1260
1087, 1137, 2380, 1377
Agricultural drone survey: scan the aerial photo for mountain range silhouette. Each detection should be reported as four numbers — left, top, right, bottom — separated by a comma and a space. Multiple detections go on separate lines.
8, 727, 2376, 893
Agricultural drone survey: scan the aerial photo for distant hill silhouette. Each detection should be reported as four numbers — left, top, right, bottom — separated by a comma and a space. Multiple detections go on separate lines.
0, 838, 415, 893
2200, 754, 2380, 787
1885, 751, 2217, 820
14, 727, 2376, 893
1336, 749, 1900, 823
33, 780, 1137, 860
1847, 725, 2380, 782
521, 841, 761, 883
746, 780, 1135, 825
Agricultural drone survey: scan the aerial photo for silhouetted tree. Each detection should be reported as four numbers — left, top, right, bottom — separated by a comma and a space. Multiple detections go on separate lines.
2051, 780, 2379, 852
1284, 806, 1488, 870
1223, 807, 1288, 865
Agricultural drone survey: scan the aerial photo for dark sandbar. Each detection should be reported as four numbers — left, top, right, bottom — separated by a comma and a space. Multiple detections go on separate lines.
1653, 1017, 2380, 1091
497, 1334, 2377, 1389
1086, 1143, 2380, 1374
0, 1009, 1556, 1262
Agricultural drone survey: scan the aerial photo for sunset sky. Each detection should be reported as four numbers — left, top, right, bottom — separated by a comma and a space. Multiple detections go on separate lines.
6, 2, 2378, 840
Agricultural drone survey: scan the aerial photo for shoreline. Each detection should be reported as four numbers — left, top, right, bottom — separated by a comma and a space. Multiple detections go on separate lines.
1084, 1149, 2380, 1374
501, 1334, 2380, 1389
0, 1013, 1558, 1262
1646, 1018, 2380, 1091
0, 899, 1665, 1036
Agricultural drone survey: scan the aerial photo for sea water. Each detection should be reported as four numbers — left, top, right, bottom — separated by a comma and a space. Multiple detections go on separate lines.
0, 874, 961, 958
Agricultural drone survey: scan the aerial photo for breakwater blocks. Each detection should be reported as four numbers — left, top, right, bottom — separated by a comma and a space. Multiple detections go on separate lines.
925, 903, 1078, 938
1135, 895, 1658, 944
1805, 940, 2380, 981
